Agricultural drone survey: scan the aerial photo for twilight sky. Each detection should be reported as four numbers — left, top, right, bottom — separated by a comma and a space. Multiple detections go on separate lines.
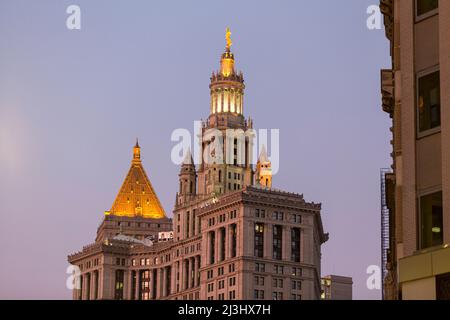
0, 0, 391, 299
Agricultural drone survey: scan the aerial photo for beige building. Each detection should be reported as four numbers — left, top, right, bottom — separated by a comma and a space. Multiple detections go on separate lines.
320, 275, 353, 300
68, 31, 329, 300
380, 0, 450, 300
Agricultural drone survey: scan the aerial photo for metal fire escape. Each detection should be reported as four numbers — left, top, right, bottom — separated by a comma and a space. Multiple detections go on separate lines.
380, 168, 392, 299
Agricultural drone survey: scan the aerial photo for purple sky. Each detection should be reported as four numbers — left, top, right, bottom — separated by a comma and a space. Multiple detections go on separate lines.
0, 0, 391, 299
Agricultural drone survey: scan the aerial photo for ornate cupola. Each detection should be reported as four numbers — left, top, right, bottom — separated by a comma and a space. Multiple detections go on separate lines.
177, 149, 197, 205
209, 27, 245, 115
255, 145, 272, 188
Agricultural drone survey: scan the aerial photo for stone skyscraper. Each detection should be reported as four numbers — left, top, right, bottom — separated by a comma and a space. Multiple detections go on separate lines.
68, 30, 328, 300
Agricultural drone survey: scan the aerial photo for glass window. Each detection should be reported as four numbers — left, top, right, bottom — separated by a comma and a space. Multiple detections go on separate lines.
417, 0, 438, 17
420, 192, 443, 249
114, 270, 124, 300
273, 225, 283, 260
418, 70, 440, 133
254, 223, 264, 258
291, 228, 301, 262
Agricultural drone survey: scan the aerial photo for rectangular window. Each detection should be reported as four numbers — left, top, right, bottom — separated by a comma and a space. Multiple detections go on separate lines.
272, 292, 283, 300
209, 231, 215, 264
230, 223, 237, 258
273, 278, 283, 288
292, 280, 302, 291
274, 265, 284, 275
291, 228, 301, 262
254, 276, 265, 286
416, 0, 438, 17
417, 70, 440, 133
420, 191, 443, 249
254, 290, 264, 299
254, 223, 264, 258
114, 270, 124, 300
255, 263, 265, 273
273, 225, 283, 260
293, 214, 302, 223
291, 267, 302, 277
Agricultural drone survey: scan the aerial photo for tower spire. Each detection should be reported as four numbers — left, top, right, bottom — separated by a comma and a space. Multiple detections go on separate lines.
210, 28, 245, 115
133, 138, 141, 162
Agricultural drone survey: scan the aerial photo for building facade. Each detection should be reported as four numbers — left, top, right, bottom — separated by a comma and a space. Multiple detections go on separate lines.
320, 275, 353, 300
380, 0, 450, 300
68, 31, 328, 300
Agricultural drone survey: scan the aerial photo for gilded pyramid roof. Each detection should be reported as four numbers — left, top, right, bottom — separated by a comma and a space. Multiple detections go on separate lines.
105, 140, 166, 219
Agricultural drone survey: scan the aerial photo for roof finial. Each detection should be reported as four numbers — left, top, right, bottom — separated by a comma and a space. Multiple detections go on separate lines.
226, 27, 232, 51
133, 138, 141, 161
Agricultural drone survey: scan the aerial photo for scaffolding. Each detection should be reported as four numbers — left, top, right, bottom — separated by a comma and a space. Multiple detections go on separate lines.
380, 168, 392, 299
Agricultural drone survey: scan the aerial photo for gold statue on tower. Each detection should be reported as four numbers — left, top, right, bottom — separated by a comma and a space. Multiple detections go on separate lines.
226, 27, 232, 50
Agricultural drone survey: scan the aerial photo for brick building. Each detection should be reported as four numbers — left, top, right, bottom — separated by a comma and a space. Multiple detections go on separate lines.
380, 0, 450, 299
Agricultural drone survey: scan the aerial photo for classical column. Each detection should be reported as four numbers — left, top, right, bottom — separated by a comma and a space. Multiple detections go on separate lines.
162, 267, 167, 297
193, 256, 198, 287
217, 228, 223, 262
153, 268, 161, 300
177, 261, 182, 293
225, 225, 230, 259
79, 274, 85, 300
170, 264, 176, 295
134, 271, 139, 300
83, 273, 89, 300
217, 90, 222, 113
